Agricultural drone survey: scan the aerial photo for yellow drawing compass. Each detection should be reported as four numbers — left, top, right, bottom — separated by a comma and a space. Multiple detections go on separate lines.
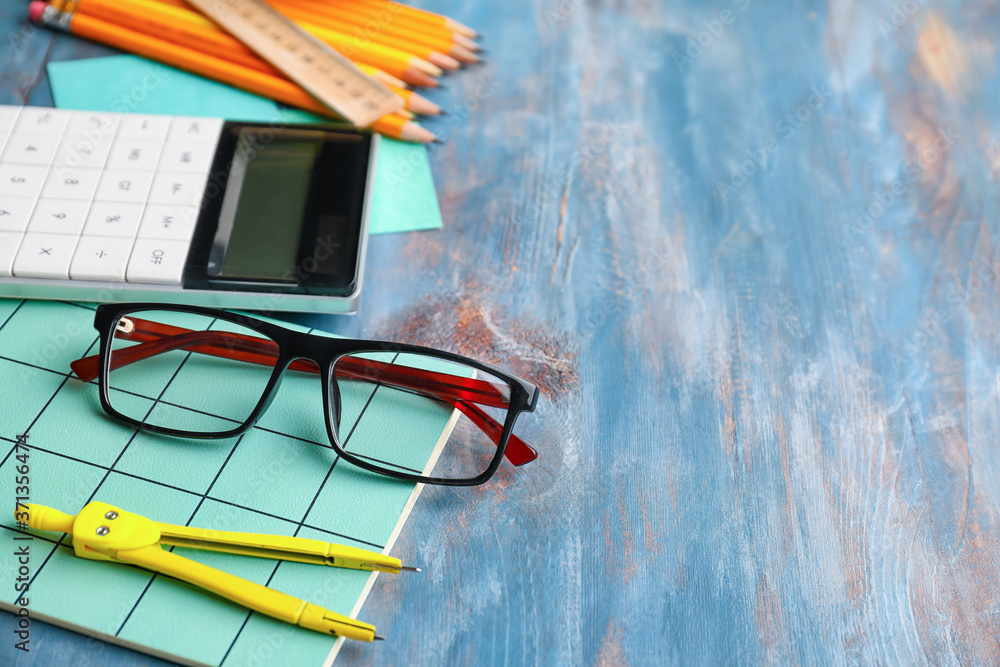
20, 502, 418, 642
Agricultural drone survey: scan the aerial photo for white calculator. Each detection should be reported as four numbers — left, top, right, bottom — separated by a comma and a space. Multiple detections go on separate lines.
0, 105, 378, 314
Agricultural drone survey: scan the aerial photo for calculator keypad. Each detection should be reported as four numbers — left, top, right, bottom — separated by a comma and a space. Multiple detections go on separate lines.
55, 132, 115, 170
2, 132, 62, 165
0, 197, 36, 233
0, 231, 22, 276
70, 236, 135, 281
126, 239, 190, 284
0, 105, 221, 284
13, 232, 79, 279
28, 199, 91, 235
0, 164, 50, 198
13, 108, 71, 135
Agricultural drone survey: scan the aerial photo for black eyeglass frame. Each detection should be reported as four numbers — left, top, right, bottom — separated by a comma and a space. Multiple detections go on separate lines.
89, 303, 540, 487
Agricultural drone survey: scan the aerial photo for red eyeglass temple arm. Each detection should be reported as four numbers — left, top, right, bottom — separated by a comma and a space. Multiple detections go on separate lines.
69, 318, 538, 466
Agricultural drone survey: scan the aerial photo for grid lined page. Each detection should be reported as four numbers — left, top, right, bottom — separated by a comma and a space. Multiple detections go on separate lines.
0, 298, 457, 666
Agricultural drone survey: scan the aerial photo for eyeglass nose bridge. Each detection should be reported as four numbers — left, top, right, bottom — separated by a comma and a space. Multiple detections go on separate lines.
255, 335, 343, 441
281, 327, 352, 362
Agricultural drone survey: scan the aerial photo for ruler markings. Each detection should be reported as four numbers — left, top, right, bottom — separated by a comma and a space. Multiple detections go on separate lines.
185, 0, 403, 126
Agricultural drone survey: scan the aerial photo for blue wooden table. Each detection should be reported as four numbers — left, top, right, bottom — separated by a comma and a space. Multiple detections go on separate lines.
3, 0, 1000, 664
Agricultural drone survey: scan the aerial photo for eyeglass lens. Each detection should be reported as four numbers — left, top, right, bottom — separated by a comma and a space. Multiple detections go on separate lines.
331, 352, 512, 480
106, 309, 279, 434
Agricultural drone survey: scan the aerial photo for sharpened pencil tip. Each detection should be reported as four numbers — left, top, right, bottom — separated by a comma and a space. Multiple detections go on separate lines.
432, 139, 445, 145
374, 634, 386, 641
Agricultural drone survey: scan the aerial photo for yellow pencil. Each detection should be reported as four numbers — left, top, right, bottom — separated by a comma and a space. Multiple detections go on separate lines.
267, 0, 479, 63
330, 0, 478, 38
70, 0, 439, 113
267, 0, 459, 70
140, 0, 443, 86
31, 2, 436, 141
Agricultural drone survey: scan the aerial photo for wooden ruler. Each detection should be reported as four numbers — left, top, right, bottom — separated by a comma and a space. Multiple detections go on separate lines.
184, 0, 403, 126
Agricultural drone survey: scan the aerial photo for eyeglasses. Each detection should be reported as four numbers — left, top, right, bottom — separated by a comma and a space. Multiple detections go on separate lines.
69, 304, 539, 486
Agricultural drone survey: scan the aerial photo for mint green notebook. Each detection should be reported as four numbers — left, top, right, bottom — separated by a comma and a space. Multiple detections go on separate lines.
0, 299, 458, 666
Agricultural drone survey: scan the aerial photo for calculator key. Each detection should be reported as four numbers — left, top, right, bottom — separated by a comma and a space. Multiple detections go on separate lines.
0, 197, 37, 233
28, 199, 91, 235
138, 204, 199, 241
148, 172, 207, 206
42, 167, 102, 201
107, 139, 164, 171
70, 236, 134, 281
0, 106, 22, 151
126, 239, 189, 284
0, 232, 24, 276
117, 114, 171, 142
55, 133, 115, 170
83, 201, 145, 238
66, 110, 121, 137
94, 169, 154, 203
2, 132, 61, 165
14, 107, 71, 135
12, 232, 79, 279
0, 163, 50, 199
158, 142, 216, 174
167, 116, 224, 144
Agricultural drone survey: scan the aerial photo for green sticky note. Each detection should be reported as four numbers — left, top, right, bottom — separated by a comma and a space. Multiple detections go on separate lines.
276, 108, 443, 234
46, 55, 442, 234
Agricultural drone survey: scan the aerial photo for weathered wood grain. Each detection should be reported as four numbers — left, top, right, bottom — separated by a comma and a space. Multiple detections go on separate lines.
1, 0, 998, 664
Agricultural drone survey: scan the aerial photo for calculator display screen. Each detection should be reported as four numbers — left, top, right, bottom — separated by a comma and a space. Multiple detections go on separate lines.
186, 123, 373, 296
219, 138, 319, 280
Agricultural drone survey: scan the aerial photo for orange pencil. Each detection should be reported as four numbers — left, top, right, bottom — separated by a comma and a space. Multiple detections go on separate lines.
129, 0, 442, 84
144, 0, 478, 48
391, 85, 440, 115
111, 0, 410, 88
70, 0, 438, 113
136, 0, 445, 86
30, 2, 436, 142
74, 0, 281, 75
144, 0, 479, 50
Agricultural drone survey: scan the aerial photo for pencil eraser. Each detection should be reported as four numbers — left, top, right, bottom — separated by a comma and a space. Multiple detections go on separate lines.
28, 1, 47, 23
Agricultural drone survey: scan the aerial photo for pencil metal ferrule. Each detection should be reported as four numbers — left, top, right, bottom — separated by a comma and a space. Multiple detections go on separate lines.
35, 4, 73, 31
